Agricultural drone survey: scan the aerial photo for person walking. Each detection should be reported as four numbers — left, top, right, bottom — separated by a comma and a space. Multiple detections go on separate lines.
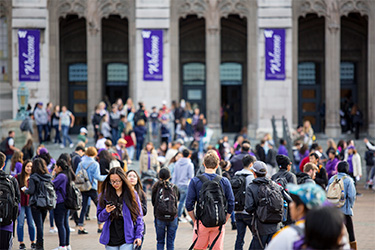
75, 147, 107, 235
21, 139, 34, 161
171, 149, 194, 222
97, 167, 143, 250
326, 148, 339, 179
271, 155, 297, 185
134, 120, 147, 160
109, 104, 121, 144
16, 160, 36, 250
186, 150, 235, 250
34, 103, 49, 144
296, 163, 318, 185
1, 130, 20, 171
59, 106, 75, 149
139, 142, 160, 175
227, 140, 254, 174
152, 168, 179, 250
23, 158, 55, 250
51, 105, 62, 144
344, 145, 362, 193
327, 161, 357, 249
51, 159, 75, 250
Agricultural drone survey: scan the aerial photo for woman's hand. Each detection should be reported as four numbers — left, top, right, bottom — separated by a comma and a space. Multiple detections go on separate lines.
105, 204, 116, 213
133, 238, 142, 247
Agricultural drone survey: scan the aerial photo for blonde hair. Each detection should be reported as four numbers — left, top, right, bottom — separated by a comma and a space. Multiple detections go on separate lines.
203, 150, 220, 169
137, 119, 145, 126
85, 147, 98, 157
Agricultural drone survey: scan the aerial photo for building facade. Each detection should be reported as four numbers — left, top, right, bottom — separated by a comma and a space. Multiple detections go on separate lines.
0, 0, 374, 138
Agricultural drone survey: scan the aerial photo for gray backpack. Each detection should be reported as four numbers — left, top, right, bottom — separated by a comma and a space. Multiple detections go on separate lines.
75, 162, 93, 192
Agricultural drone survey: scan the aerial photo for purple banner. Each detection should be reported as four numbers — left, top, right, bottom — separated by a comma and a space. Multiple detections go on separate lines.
18, 29, 40, 81
143, 30, 163, 81
265, 29, 285, 80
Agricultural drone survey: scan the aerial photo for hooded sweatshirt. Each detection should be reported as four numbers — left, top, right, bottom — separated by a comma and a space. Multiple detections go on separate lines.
172, 157, 194, 187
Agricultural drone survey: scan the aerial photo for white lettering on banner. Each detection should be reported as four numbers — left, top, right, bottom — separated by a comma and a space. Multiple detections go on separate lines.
146, 35, 160, 75
268, 34, 281, 74
18, 31, 27, 38
22, 35, 36, 75
264, 30, 273, 38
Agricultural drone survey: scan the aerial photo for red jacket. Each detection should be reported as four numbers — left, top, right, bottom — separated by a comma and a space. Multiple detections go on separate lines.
299, 156, 310, 172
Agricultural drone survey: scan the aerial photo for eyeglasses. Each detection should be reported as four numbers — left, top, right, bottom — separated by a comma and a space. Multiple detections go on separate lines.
110, 180, 122, 185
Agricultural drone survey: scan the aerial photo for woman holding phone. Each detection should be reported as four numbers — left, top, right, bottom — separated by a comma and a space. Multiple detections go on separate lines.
97, 167, 143, 250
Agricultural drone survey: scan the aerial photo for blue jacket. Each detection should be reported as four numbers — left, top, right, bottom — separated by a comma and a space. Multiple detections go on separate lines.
75, 157, 106, 191
186, 173, 235, 214
327, 173, 356, 216
97, 193, 144, 245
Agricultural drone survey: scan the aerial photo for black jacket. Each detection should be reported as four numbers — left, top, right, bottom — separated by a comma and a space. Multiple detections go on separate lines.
314, 166, 328, 189
245, 177, 290, 236
271, 169, 297, 185
0, 170, 20, 221
296, 172, 315, 185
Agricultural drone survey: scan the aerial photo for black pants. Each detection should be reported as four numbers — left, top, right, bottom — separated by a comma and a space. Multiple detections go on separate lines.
0, 230, 12, 250
54, 203, 70, 246
31, 207, 47, 249
78, 189, 98, 226
344, 214, 355, 242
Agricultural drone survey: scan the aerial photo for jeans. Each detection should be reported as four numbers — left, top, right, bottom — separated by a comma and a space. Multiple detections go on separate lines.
53, 125, 62, 143
37, 124, 49, 144
249, 233, 274, 250
78, 189, 98, 226
154, 218, 178, 250
17, 206, 36, 243
4, 154, 12, 173
152, 122, 159, 136
50, 209, 55, 228
177, 185, 188, 218
31, 207, 47, 249
61, 125, 73, 147
235, 213, 252, 250
112, 128, 119, 144
105, 244, 133, 250
127, 146, 135, 161
54, 203, 70, 246
136, 140, 144, 160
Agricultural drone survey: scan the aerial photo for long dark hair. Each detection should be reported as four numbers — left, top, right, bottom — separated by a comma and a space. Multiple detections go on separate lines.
22, 139, 33, 150
32, 158, 49, 175
99, 167, 140, 222
39, 152, 52, 165
55, 159, 75, 183
19, 160, 32, 188
126, 170, 146, 202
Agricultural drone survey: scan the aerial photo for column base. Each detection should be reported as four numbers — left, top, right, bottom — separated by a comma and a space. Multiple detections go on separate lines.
207, 123, 222, 144
368, 124, 375, 138
325, 124, 341, 138
247, 124, 257, 139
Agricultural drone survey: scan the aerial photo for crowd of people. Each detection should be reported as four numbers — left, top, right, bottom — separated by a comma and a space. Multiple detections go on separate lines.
0, 97, 373, 250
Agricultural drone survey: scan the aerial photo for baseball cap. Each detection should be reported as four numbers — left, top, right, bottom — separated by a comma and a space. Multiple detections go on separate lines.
39, 147, 48, 155
80, 127, 88, 134
287, 183, 326, 209
250, 161, 267, 174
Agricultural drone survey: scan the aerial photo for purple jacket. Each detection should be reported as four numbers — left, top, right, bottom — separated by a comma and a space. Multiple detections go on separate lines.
326, 158, 339, 179
97, 193, 144, 245
52, 173, 68, 204
277, 145, 288, 157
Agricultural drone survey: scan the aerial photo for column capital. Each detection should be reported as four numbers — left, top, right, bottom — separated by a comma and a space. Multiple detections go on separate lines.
87, 0, 100, 36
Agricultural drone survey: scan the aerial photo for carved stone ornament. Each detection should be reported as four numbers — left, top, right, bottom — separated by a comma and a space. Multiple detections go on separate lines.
87, 1, 99, 35
299, 0, 328, 18
98, 0, 133, 19
177, 0, 208, 19
218, 0, 249, 18
57, 0, 86, 18
340, 0, 370, 17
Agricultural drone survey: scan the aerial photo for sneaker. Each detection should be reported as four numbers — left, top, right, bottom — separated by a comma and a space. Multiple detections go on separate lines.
178, 217, 187, 223
69, 227, 75, 232
19, 243, 26, 249
231, 222, 237, 230
69, 143, 74, 148
60, 144, 65, 148
49, 228, 58, 233
31, 243, 37, 249
66, 246, 72, 250
78, 229, 88, 235
52, 247, 66, 250
97, 228, 103, 233
85, 216, 91, 221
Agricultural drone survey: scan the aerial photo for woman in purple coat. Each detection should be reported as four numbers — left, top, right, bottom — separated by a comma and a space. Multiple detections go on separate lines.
326, 149, 340, 179
97, 167, 143, 250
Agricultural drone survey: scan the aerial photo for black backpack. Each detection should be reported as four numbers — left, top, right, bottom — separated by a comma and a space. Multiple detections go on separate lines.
0, 175, 18, 226
196, 175, 227, 227
154, 182, 178, 221
256, 181, 284, 224
230, 174, 250, 211
365, 150, 375, 166
0, 137, 9, 154
64, 181, 82, 211
30, 179, 57, 210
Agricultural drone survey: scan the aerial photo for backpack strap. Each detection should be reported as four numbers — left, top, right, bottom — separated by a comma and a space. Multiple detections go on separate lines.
197, 174, 208, 184
208, 224, 222, 250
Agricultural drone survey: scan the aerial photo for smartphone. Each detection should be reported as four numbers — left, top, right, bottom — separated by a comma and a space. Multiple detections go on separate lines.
107, 201, 115, 206
133, 245, 140, 250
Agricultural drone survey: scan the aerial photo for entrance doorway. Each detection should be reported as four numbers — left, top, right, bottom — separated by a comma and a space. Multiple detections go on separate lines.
105, 63, 128, 103
182, 63, 206, 114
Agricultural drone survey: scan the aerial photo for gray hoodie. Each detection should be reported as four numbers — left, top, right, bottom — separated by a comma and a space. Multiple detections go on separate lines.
172, 157, 194, 187
34, 107, 48, 125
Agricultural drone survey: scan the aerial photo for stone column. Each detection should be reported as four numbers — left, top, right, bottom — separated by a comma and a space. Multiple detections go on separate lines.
247, 2, 258, 138
291, 2, 299, 129
368, 12, 375, 137
205, 6, 221, 137
49, 1, 59, 105
170, 5, 179, 102
86, 0, 102, 122
324, 1, 341, 137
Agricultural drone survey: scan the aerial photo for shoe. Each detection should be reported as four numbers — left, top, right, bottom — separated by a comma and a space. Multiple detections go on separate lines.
178, 217, 187, 223
356, 193, 363, 197
66, 246, 72, 250
31, 243, 37, 249
232, 222, 237, 230
85, 216, 91, 221
19, 243, 26, 249
97, 228, 103, 233
69, 143, 74, 148
52, 247, 66, 250
60, 144, 65, 148
49, 228, 58, 233
78, 229, 88, 234
69, 227, 75, 232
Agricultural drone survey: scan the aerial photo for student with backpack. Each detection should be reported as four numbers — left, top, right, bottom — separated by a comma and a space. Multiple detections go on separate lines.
244, 161, 290, 249
271, 155, 297, 185
296, 163, 318, 185
265, 183, 326, 250
23, 157, 56, 250
0, 152, 20, 250
186, 150, 234, 250
152, 168, 179, 250
15, 160, 36, 250
327, 161, 357, 250
51, 159, 76, 250
0, 130, 20, 171
97, 167, 143, 250
231, 155, 255, 250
